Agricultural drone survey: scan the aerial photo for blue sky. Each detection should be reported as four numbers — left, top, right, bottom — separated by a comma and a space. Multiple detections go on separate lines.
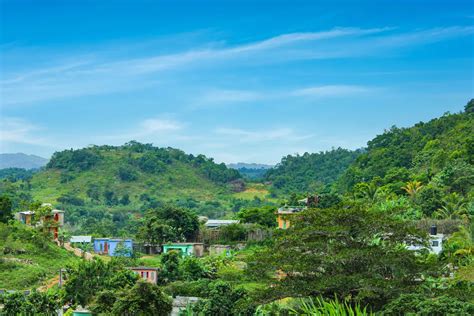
1, 0, 473, 164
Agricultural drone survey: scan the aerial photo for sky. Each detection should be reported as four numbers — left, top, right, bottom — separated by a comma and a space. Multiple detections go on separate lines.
0, 0, 473, 164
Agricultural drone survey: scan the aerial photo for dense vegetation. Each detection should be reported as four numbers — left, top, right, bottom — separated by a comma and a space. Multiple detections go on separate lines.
337, 102, 474, 195
265, 148, 362, 195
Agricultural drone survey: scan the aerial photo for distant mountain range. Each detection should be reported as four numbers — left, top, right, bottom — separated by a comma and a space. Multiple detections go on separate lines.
227, 163, 274, 170
0, 153, 49, 169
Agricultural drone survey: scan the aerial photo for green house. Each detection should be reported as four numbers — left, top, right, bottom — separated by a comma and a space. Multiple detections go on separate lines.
162, 243, 204, 257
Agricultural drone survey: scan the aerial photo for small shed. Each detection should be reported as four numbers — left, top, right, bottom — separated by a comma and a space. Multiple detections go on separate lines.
93, 238, 133, 256
163, 243, 204, 257
129, 266, 159, 284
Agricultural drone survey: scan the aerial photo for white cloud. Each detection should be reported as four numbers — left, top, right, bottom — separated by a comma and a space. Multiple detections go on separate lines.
0, 117, 49, 146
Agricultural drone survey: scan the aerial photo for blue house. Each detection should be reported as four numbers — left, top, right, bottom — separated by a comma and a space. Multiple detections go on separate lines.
93, 238, 133, 257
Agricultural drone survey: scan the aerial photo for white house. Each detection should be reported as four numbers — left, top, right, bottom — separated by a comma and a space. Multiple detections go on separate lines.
408, 225, 444, 255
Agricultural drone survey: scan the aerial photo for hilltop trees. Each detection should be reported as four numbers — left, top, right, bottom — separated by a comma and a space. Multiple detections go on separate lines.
265, 148, 361, 195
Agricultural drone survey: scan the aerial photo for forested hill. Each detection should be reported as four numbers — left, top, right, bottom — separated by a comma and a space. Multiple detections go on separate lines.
337, 100, 474, 194
265, 148, 362, 194
264, 99, 474, 197
28, 141, 241, 210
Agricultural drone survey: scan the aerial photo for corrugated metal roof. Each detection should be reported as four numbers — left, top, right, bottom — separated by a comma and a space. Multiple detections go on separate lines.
205, 219, 239, 227
70, 236, 92, 243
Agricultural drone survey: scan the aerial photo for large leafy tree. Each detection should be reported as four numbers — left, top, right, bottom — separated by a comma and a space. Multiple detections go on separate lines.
63, 259, 137, 306
251, 207, 436, 309
139, 205, 199, 244
111, 280, 173, 316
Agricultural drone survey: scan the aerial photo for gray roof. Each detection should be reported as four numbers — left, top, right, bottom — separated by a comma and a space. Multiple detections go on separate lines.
128, 266, 159, 271
70, 236, 92, 243
205, 219, 239, 227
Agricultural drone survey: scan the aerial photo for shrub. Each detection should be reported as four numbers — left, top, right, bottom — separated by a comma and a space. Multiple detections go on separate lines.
383, 293, 474, 315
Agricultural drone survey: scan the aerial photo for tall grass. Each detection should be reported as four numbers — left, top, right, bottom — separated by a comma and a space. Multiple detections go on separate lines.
290, 297, 373, 316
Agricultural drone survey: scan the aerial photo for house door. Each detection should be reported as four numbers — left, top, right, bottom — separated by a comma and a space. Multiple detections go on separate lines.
104, 242, 108, 254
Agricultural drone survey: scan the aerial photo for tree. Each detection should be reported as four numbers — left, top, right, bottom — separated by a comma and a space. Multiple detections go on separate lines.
181, 256, 208, 281
465, 98, 474, 113
89, 289, 117, 314
236, 206, 277, 227
433, 192, 468, 219
112, 280, 172, 315
160, 250, 181, 283
251, 207, 435, 309
57, 228, 71, 247
441, 225, 473, 266
63, 259, 137, 306
401, 180, 423, 199
0, 290, 60, 315
0, 195, 13, 223
139, 205, 199, 244
383, 293, 474, 315
192, 280, 249, 315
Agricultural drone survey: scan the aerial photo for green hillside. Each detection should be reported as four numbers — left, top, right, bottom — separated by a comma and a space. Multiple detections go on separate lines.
0, 222, 80, 290
30, 141, 241, 208
2, 142, 276, 236
265, 148, 362, 195
337, 100, 474, 196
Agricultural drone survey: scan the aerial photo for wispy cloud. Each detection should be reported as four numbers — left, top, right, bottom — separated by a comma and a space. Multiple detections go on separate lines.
292, 85, 370, 97
1, 26, 473, 105
215, 127, 313, 143
194, 84, 372, 106
0, 117, 49, 146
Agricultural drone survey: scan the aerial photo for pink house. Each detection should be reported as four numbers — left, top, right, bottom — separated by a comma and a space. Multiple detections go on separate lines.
129, 267, 159, 284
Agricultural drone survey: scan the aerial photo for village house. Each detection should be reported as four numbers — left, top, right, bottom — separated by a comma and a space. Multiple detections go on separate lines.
128, 267, 159, 284
16, 204, 65, 239
276, 206, 302, 229
163, 242, 204, 257
276, 195, 318, 229
93, 238, 133, 256
408, 225, 444, 255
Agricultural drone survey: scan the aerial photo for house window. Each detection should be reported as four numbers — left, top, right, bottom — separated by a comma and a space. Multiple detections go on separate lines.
150, 271, 154, 280
432, 240, 439, 247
